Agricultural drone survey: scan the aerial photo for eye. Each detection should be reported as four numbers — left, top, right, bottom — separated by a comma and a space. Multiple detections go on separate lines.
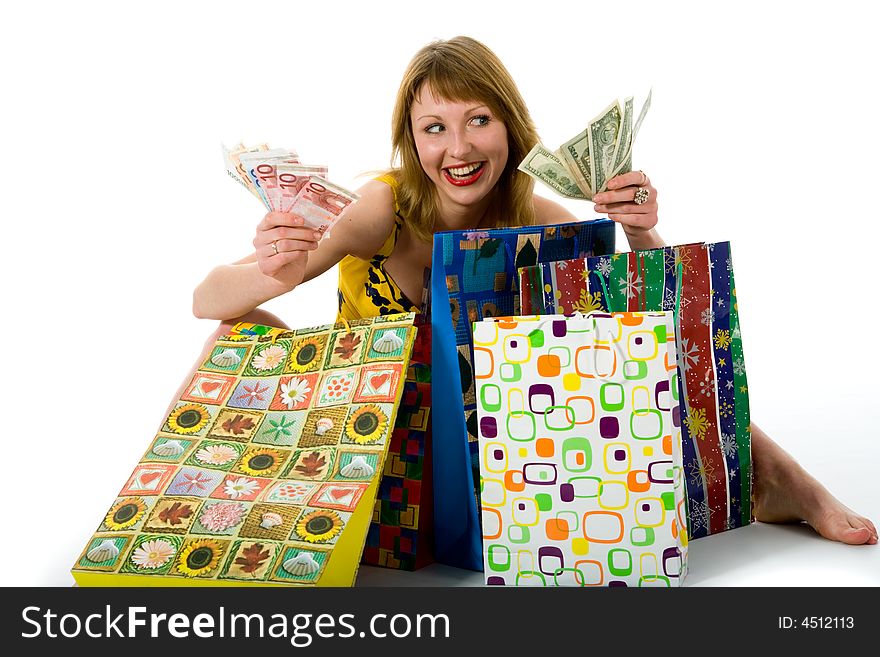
470, 114, 491, 127
425, 123, 444, 134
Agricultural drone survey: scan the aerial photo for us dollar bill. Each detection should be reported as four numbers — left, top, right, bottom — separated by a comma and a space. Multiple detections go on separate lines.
518, 144, 589, 200
608, 88, 652, 180
588, 101, 622, 195
610, 96, 634, 179
632, 87, 652, 146
558, 129, 594, 198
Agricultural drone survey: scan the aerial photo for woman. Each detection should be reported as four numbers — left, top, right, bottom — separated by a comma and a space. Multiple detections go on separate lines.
193, 36, 876, 547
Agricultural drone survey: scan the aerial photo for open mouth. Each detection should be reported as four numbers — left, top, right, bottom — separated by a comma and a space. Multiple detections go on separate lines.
442, 162, 486, 187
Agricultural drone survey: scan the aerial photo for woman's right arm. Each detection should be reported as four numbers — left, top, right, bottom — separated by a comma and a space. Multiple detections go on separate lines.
192, 180, 396, 320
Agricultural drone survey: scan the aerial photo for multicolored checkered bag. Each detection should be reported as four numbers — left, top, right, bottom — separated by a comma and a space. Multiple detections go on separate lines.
362, 314, 434, 570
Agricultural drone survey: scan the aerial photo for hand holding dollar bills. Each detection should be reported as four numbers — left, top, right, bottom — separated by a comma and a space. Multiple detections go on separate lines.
518, 90, 651, 201
221, 143, 360, 236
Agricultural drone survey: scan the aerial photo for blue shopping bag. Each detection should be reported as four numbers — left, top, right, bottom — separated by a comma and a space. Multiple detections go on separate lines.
430, 220, 615, 570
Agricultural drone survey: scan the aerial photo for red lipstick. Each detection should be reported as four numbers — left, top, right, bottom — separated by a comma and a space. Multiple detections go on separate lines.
442, 162, 486, 187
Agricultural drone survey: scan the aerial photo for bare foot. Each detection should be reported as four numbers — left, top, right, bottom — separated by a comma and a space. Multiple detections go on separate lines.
752, 423, 878, 545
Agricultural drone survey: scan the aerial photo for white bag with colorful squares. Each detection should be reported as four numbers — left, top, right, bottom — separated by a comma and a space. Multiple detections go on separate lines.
473, 312, 688, 587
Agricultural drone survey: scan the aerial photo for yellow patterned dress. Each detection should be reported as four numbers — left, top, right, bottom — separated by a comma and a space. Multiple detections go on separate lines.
336, 174, 419, 320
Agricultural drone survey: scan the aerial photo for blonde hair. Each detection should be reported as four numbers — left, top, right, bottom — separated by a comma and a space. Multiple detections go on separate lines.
389, 36, 538, 242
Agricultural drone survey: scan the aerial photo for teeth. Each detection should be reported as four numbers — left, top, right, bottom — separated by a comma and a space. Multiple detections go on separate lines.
446, 163, 482, 177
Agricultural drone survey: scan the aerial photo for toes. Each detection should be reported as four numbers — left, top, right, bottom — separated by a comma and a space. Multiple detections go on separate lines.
812, 511, 876, 545
837, 526, 873, 546
854, 516, 878, 545
835, 513, 877, 545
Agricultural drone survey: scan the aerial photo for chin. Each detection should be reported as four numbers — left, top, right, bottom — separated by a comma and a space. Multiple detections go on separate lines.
445, 188, 491, 209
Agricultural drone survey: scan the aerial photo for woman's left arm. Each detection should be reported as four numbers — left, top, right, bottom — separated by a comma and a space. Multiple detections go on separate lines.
593, 170, 664, 251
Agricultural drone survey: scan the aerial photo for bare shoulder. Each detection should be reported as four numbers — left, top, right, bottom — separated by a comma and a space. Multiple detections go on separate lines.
328, 179, 398, 260
533, 194, 578, 225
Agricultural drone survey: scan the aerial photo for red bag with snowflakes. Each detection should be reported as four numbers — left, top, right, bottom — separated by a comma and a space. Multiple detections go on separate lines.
519, 242, 752, 539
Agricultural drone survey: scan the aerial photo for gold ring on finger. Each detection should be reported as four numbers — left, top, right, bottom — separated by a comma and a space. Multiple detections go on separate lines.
271, 241, 279, 255
634, 187, 650, 205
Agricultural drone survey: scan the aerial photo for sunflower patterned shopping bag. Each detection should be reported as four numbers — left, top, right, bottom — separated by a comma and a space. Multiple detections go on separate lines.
519, 242, 752, 538
72, 314, 417, 586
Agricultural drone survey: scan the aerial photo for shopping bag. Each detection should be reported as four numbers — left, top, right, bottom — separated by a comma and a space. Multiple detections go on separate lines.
473, 311, 688, 586
362, 313, 434, 570
71, 313, 417, 586
430, 220, 615, 570
519, 242, 752, 538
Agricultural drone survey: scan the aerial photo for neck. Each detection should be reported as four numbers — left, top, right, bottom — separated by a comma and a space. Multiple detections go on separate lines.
432, 189, 498, 233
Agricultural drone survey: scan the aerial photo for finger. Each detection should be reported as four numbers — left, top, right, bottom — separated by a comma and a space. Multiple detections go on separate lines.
271, 238, 321, 255
608, 213, 656, 229
605, 170, 649, 191
263, 226, 323, 243
259, 250, 305, 275
593, 189, 630, 205
258, 212, 306, 231
594, 201, 656, 215
596, 182, 656, 207
593, 184, 649, 205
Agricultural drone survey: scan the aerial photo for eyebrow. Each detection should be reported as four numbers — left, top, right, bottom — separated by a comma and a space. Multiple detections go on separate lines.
415, 105, 490, 121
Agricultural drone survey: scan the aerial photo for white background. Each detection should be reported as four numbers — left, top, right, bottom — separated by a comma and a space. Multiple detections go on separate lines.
1, 0, 877, 587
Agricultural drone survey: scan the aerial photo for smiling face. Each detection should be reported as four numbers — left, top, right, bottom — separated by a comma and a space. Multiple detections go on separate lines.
410, 83, 509, 216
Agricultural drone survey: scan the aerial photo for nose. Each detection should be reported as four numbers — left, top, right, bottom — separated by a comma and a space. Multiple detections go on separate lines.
447, 127, 473, 160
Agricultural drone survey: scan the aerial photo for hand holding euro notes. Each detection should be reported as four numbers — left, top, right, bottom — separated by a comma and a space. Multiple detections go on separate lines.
222, 143, 360, 236
518, 91, 651, 201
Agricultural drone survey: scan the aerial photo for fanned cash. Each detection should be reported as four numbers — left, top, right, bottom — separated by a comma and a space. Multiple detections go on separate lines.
519, 90, 651, 200
237, 148, 300, 208
266, 163, 329, 213
222, 142, 272, 199
518, 145, 588, 200
221, 143, 358, 236
287, 177, 359, 235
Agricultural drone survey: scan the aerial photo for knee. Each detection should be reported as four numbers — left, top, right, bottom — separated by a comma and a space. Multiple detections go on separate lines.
202, 310, 290, 350
234, 308, 290, 330
202, 321, 235, 352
